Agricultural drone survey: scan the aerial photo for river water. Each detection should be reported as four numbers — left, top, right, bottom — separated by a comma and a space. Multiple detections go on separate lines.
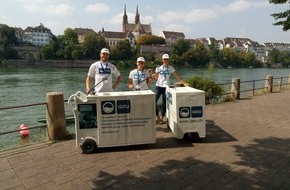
1, 66, 290, 150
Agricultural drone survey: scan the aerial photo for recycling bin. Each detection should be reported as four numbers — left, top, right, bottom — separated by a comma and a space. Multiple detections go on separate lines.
68, 90, 156, 153
166, 86, 206, 139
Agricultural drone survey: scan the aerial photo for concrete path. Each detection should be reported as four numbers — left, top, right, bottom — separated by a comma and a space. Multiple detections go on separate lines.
1, 90, 290, 190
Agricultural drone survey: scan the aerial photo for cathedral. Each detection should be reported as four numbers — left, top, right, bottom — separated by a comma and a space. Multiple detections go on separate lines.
122, 5, 152, 38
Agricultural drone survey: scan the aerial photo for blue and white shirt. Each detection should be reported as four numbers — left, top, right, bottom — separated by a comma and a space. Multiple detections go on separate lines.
128, 69, 150, 90
155, 65, 175, 88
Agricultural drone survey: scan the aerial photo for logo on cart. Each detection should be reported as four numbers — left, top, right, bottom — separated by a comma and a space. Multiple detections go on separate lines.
179, 107, 190, 118
191, 106, 203, 118
117, 100, 131, 114
179, 106, 203, 118
101, 101, 115, 114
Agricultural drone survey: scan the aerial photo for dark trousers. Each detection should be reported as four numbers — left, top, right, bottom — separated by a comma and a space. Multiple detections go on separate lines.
155, 86, 166, 117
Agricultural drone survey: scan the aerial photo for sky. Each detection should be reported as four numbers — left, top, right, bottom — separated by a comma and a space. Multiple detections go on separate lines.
0, 0, 289, 44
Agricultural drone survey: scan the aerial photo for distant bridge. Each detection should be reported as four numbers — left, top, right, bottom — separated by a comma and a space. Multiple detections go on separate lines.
14, 46, 41, 60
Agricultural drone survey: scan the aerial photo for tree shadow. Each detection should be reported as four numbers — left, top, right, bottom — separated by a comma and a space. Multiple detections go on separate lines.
90, 137, 290, 189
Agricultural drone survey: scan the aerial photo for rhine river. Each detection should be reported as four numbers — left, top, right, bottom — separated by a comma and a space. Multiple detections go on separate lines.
1, 66, 290, 150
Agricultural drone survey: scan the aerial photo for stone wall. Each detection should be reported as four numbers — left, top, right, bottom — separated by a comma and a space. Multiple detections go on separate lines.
0, 59, 97, 68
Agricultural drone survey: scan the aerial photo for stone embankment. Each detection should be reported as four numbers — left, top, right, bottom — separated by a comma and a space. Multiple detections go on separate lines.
0, 59, 95, 68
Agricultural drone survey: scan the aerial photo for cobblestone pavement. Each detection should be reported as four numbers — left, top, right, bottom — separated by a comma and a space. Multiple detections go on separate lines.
1, 90, 290, 190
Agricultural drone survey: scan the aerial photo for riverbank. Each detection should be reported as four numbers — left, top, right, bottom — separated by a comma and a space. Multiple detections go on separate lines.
0, 59, 94, 68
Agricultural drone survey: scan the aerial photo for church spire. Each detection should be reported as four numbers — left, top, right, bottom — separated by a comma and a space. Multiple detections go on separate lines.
135, 5, 140, 24
123, 4, 128, 24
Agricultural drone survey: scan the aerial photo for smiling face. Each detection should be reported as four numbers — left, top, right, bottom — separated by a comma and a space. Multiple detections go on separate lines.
137, 61, 144, 70
100, 52, 109, 63
162, 58, 169, 67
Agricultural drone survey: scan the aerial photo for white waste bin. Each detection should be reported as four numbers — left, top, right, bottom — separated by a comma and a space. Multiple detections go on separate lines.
68, 90, 156, 153
166, 86, 206, 139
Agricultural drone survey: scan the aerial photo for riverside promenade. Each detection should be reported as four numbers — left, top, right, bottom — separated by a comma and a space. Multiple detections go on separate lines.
1, 90, 290, 190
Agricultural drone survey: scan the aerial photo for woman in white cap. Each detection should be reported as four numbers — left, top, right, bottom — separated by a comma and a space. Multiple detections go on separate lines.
151, 53, 188, 124
128, 57, 151, 90
86, 48, 121, 94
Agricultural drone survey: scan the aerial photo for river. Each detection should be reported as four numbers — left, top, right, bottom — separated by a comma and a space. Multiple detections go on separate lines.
1, 66, 290, 150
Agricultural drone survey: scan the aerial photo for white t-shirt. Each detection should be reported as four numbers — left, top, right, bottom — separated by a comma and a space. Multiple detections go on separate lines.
87, 61, 120, 92
128, 69, 150, 90
155, 65, 175, 88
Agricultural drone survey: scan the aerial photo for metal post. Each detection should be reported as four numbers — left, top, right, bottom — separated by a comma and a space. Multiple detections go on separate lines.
231, 78, 240, 100
265, 75, 273, 93
46, 92, 67, 141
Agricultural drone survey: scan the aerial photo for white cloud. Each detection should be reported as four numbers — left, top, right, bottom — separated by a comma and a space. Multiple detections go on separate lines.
23, 3, 74, 16
85, 3, 110, 14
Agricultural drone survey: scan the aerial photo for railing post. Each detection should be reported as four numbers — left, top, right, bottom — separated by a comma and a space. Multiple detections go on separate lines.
265, 75, 273, 93
231, 78, 240, 100
46, 92, 67, 141
288, 74, 290, 88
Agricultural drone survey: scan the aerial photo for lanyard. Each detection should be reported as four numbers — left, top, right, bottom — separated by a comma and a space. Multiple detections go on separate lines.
162, 65, 168, 79
136, 69, 143, 84
100, 62, 108, 73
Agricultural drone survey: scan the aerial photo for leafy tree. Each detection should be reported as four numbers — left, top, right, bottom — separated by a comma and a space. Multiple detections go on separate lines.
83, 33, 107, 59
170, 39, 191, 57
63, 28, 79, 44
110, 40, 133, 60
278, 50, 290, 67
183, 41, 209, 67
0, 25, 17, 46
218, 48, 236, 68
269, 0, 290, 31
136, 35, 165, 45
3, 46, 18, 59
40, 45, 54, 59
268, 48, 280, 66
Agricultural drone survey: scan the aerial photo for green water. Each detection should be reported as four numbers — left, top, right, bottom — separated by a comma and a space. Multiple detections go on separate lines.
1, 66, 290, 150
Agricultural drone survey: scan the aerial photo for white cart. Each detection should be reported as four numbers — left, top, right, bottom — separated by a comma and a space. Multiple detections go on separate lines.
68, 90, 156, 153
166, 86, 206, 140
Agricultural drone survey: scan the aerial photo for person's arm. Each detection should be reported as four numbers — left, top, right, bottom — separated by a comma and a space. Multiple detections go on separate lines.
86, 76, 92, 94
172, 71, 189, 86
128, 78, 134, 90
112, 75, 121, 89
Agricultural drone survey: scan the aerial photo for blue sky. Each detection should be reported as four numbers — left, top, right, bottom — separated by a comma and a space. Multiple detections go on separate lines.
0, 0, 289, 44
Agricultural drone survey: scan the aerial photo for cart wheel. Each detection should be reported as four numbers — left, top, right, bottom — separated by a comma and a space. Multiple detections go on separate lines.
187, 132, 202, 142
81, 139, 97, 154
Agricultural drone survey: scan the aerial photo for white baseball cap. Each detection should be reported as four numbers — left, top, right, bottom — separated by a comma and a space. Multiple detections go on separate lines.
162, 54, 169, 59
100, 48, 110, 54
137, 57, 145, 62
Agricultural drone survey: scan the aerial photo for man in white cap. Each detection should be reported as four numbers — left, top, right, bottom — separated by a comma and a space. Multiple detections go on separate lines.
86, 48, 121, 94
128, 57, 151, 90
151, 53, 188, 124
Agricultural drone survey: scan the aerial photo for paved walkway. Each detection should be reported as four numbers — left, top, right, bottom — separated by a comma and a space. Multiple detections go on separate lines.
1, 90, 290, 190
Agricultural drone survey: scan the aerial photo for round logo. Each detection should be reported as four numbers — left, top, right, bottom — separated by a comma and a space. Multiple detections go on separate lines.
180, 108, 190, 118
102, 102, 115, 113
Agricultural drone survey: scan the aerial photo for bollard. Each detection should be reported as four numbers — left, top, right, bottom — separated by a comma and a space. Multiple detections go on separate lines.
288, 74, 290, 88
231, 78, 240, 100
265, 75, 273, 93
46, 92, 67, 141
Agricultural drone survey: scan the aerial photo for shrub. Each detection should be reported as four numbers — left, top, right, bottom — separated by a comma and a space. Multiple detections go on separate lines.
186, 76, 225, 104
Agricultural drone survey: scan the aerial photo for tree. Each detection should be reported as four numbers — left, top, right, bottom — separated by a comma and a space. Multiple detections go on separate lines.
110, 40, 133, 60
269, 0, 290, 31
136, 35, 165, 45
0, 25, 17, 46
268, 48, 280, 66
170, 39, 191, 57
83, 33, 107, 59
